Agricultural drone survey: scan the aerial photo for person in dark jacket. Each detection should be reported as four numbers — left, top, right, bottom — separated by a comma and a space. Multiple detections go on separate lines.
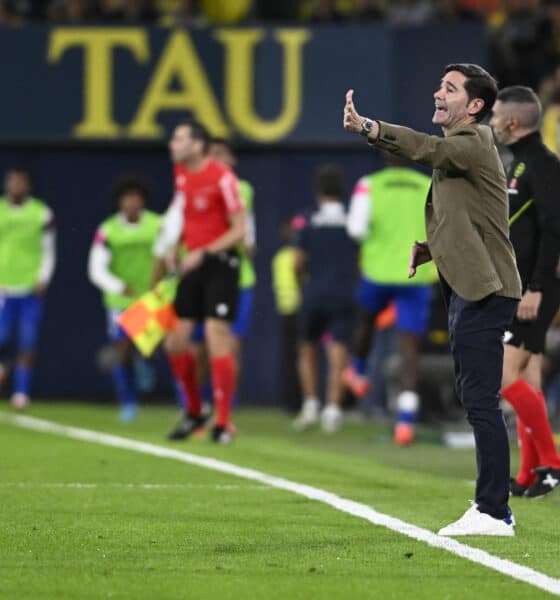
491, 85, 560, 499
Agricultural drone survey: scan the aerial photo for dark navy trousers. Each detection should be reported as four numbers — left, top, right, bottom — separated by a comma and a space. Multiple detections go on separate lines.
446, 289, 517, 519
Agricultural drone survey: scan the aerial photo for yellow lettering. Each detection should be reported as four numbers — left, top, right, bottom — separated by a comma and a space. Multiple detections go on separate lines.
129, 31, 228, 138
216, 28, 311, 142
48, 28, 148, 138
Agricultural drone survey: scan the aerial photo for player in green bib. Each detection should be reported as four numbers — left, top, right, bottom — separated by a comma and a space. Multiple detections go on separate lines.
0, 168, 56, 409
343, 154, 437, 445
88, 176, 161, 421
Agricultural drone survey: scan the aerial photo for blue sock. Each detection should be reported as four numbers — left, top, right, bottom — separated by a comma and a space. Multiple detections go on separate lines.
351, 356, 367, 376
14, 366, 32, 396
133, 356, 156, 394
396, 391, 419, 425
111, 365, 137, 408
397, 410, 417, 425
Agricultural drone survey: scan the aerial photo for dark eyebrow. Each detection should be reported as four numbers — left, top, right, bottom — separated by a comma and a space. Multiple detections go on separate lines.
440, 79, 458, 92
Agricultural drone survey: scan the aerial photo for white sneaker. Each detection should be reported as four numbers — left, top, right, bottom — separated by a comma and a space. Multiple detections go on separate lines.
321, 405, 342, 433
293, 398, 320, 431
438, 503, 515, 537
11, 393, 30, 410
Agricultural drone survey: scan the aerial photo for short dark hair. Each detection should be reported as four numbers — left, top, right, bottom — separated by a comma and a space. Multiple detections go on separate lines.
314, 164, 345, 198
444, 63, 498, 122
112, 175, 151, 207
279, 220, 296, 246
5, 167, 32, 183
496, 85, 542, 129
176, 119, 210, 154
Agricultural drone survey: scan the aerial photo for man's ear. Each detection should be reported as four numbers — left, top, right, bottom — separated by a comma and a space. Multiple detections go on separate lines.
508, 115, 521, 130
468, 98, 485, 117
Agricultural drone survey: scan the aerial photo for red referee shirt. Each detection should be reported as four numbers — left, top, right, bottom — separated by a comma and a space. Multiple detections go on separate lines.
174, 159, 243, 251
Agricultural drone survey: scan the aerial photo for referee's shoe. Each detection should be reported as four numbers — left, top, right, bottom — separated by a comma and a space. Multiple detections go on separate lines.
525, 466, 560, 498
168, 411, 209, 441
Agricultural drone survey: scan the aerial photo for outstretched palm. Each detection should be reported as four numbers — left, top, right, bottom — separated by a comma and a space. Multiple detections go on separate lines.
343, 89, 364, 133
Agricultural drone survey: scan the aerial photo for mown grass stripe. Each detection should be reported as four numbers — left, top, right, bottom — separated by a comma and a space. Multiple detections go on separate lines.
2, 411, 559, 597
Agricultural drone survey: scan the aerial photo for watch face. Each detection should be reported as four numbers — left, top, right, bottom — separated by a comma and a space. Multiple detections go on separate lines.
363, 120, 372, 132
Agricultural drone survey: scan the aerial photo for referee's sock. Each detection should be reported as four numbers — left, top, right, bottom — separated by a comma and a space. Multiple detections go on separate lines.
211, 354, 236, 428
168, 352, 202, 417
515, 416, 538, 488
502, 379, 560, 470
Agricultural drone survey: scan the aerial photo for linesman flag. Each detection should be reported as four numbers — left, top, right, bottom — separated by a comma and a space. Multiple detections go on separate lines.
118, 277, 178, 357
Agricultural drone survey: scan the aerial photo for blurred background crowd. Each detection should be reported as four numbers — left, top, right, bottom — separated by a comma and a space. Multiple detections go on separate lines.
0, 0, 554, 30
3, 0, 560, 137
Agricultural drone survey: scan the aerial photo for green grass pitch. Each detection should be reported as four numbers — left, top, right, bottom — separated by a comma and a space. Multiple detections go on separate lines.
0, 402, 559, 599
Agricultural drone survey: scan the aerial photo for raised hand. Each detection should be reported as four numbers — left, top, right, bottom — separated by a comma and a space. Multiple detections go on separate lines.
343, 89, 364, 133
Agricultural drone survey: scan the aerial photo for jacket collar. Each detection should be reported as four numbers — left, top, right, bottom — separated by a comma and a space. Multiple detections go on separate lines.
446, 122, 480, 137
509, 131, 541, 158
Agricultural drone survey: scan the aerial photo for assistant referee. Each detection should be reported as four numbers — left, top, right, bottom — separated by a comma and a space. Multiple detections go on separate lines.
491, 86, 560, 498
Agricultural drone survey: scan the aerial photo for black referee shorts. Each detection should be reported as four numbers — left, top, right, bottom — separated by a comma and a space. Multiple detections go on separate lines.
174, 250, 239, 322
504, 280, 560, 354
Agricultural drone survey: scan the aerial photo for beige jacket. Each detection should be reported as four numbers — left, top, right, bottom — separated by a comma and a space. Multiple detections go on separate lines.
374, 121, 521, 301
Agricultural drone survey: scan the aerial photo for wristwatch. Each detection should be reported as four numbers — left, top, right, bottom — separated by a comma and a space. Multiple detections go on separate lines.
360, 118, 374, 137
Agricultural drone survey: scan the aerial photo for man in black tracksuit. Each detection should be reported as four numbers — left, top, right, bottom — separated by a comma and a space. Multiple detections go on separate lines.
491, 86, 560, 498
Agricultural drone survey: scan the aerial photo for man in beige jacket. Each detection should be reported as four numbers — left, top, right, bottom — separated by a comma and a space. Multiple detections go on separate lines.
344, 63, 521, 536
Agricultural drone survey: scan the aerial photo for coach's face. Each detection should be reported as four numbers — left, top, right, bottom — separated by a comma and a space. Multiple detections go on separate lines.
433, 70, 478, 131
169, 125, 201, 163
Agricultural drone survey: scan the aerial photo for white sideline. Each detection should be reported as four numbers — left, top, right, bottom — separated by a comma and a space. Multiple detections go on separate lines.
2, 412, 560, 597
0, 482, 270, 490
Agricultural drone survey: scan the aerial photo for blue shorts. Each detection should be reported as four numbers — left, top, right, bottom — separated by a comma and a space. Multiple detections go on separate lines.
106, 308, 128, 342
231, 287, 254, 338
357, 278, 431, 335
191, 287, 254, 343
0, 294, 44, 352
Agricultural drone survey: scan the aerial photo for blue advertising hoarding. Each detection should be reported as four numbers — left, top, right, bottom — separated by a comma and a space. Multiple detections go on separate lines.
0, 24, 485, 145
0, 23, 488, 401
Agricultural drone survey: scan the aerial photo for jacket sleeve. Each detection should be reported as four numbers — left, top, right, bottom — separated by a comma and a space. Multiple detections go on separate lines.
528, 155, 560, 287
373, 122, 479, 173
